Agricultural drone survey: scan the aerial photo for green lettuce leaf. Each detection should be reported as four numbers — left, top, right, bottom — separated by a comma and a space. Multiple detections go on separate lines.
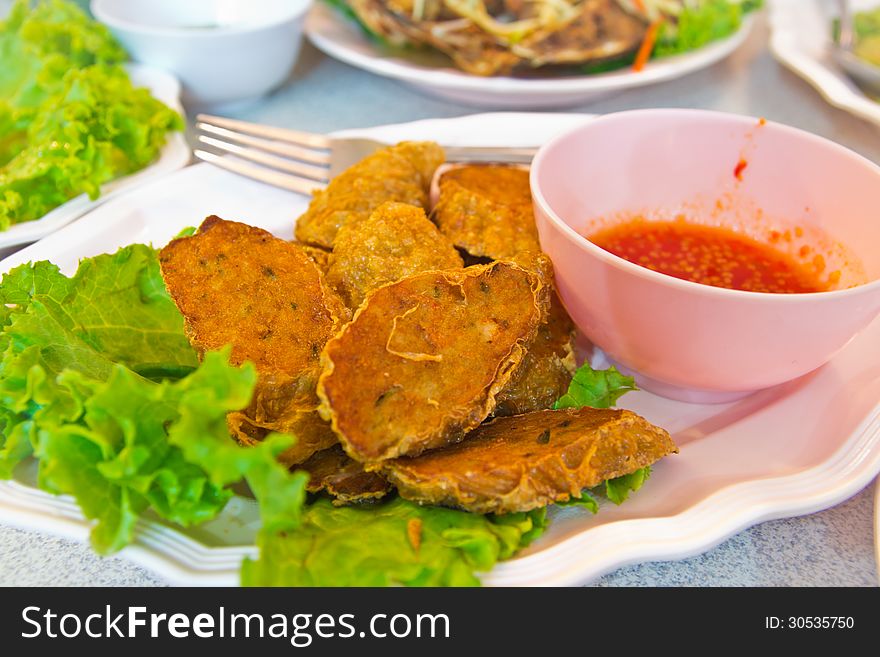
242, 498, 547, 587
0, 244, 199, 379
654, 0, 758, 58
554, 490, 599, 514
0, 245, 307, 552
0, 0, 182, 229
33, 360, 237, 552
605, 466, 651, 505
554, 363, 637, 410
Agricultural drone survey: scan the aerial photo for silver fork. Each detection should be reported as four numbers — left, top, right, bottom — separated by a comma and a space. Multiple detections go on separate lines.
194, 114, 538, 196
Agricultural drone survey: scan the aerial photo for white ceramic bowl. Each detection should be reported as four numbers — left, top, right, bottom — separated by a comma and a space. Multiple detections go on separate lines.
91, 0, 310, 107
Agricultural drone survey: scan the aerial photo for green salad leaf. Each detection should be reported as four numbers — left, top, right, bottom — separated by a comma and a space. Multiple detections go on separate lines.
0, 245, 306, 552
655, 0, 758, 58
605, 465, 652, 505
555, 490, 599, 513
242, 498, 547, 587
0, 0, 182, 230
554, 363, 637, 410
0, 244, 199, 380
32, 359, 239, 552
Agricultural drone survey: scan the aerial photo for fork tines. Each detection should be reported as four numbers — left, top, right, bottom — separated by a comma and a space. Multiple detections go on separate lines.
195, 114, 332, 195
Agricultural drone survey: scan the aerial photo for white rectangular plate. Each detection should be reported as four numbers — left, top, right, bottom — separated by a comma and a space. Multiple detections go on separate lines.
0, 112, 878, 586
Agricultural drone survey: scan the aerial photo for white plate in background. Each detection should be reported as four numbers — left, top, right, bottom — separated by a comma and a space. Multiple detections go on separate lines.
0, 63, 190, 251
0, 112, 878, 586
305, 3, 755, 109
770, 0, 880, 127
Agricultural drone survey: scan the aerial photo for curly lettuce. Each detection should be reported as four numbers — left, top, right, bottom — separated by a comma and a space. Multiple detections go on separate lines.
554, 363, 638, 410
654, 0, 760, 58
0, 0, 182, 230
0, 245, 306, 553
243, 498, 547, 587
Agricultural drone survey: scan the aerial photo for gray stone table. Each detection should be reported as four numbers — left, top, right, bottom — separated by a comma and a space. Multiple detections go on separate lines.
0, 9, 877, 587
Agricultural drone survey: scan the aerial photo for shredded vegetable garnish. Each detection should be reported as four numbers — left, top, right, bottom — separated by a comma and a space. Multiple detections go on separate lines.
633, 18, 663, 70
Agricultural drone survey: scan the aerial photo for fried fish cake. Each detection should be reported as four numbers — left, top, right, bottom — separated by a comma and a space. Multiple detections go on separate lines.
492, 250, 576, 416
295, 242, 332, 274
493, 291, 576, 416
295, 141, 444, 249
159, 216, 349, 465
381, 407, 678, 514
326, 201, 464, 309
433, 165, 540, 260
318, 261, 551, 463
298, 444, 391, 504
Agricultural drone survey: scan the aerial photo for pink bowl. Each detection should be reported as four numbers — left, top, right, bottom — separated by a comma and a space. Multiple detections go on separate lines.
531, 109, 880, 403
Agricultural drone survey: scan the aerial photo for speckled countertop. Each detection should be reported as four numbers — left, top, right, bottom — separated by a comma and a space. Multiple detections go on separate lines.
0, 9, 878, 587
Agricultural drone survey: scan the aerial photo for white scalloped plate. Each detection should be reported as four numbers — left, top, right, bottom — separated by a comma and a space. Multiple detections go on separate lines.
769, 0, 880, 128
305, 3, 755, 109
1, 112, 879, 586
0, 63, 190, 251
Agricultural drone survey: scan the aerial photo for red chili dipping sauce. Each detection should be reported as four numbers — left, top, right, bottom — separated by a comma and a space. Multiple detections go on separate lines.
588, 219, 834, 293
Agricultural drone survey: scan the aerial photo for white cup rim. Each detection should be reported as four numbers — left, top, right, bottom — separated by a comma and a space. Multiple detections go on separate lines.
90, 0, 311, 38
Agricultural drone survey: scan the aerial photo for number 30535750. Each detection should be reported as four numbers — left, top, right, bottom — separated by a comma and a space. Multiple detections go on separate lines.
765, 617, 854, 630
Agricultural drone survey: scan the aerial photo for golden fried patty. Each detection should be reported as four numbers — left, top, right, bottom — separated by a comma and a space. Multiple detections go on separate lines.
433, 165, 540, 260
381, 407, 678, 514
159, 216, 349, 465
326, 201, 464, 310
318, 261, 551, 463
295, 141, 444, 249
494, 290, 576, 416
298, 445, 391, 504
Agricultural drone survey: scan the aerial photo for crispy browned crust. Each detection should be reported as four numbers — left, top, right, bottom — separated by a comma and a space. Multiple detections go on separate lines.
294, 141, 444, 249
318, 261, 551, 463
158, 216, 349, 465
295, 241, 332, 274
326, 201, 464, 309
433, 165, 540, 259
381, 407, 678, 514
297, 444, 391, 504
493, 251, 576, 416
227, 390, 339, 468
493, 291, 576, 416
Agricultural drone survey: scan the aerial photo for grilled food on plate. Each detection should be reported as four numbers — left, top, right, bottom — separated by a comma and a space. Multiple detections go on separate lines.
337, 0, 759, 76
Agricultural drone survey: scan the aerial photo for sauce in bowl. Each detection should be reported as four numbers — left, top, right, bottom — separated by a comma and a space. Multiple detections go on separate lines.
589, 218, 836, 293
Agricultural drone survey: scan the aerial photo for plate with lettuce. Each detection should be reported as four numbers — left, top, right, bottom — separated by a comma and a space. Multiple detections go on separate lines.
305, 0, 760, 109
2, 112, 880, 587
0, 0, 189, 250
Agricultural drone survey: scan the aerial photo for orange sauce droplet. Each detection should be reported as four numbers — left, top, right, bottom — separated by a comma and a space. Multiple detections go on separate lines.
589, 219, 829, 293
